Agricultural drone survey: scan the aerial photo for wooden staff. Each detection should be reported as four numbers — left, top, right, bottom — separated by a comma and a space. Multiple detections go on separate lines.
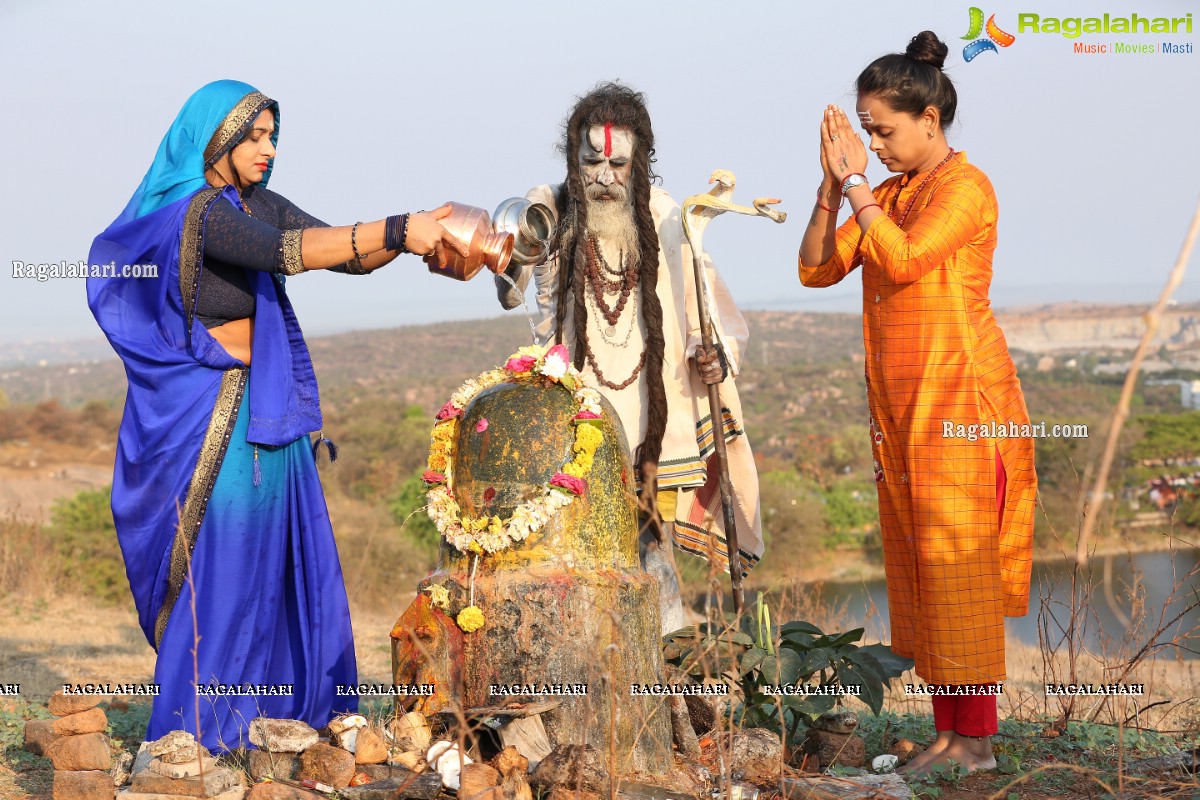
681, 170, 785, 615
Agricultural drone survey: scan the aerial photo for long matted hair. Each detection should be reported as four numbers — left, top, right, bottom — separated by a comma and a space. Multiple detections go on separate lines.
551, 82, 668, 490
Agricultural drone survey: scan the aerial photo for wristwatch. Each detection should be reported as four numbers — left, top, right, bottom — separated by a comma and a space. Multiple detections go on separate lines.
841, 173, 868, 195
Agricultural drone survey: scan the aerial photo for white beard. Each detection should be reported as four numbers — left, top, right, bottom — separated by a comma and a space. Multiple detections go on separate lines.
584, 196, 640, 268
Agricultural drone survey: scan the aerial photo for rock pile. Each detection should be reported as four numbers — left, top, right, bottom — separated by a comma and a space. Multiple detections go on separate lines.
119, 730, 244, 799
33, 689, 116, 800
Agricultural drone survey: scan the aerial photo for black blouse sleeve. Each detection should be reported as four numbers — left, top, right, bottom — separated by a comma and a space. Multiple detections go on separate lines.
245, 188, 367, 275
203, 197, 305, 275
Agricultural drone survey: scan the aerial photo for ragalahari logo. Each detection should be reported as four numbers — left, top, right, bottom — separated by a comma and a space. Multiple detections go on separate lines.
962, 7, 1016, 61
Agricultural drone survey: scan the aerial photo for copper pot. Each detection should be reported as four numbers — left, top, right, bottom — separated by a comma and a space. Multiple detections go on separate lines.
427, 202, 514, 281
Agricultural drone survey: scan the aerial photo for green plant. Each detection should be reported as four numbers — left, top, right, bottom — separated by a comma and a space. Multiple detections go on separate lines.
388, 471, 442, 555
663, 595, 912, 742
50, 486, 127, 604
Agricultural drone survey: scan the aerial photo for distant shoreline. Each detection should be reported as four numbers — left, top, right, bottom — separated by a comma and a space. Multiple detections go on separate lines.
779, 528, 1197, 587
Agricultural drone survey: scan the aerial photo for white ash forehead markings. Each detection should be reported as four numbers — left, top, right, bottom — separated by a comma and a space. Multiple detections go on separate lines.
583, 124, 633, 159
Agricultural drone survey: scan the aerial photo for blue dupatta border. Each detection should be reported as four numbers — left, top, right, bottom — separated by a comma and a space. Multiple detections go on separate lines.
202, 91, 277, 176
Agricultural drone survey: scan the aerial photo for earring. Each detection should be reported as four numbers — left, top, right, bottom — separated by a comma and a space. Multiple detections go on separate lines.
927, 130, 934, 139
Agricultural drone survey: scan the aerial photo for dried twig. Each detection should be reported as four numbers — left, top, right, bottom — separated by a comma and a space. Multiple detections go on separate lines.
1076, 198, 1200, 566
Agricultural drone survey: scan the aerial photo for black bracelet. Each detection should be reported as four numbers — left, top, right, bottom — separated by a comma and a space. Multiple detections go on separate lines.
350, 221, 367, 264
385, 214, 410, 253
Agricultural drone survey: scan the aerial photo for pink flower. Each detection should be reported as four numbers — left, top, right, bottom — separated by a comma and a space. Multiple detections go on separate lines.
476, 418, 489, 432
505, 355, 537, 373
550, 472, 586, 495
546, 343, 570, 363
573, 410, 601, 420
423, 470, 446, 484
435, 401, 460, 420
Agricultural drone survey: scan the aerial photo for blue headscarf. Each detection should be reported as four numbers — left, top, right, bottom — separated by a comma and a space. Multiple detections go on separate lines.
116, 79, 280, 224
88, 81, 321, 646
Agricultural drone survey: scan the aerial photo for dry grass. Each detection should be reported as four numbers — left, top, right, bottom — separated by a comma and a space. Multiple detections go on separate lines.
0, 595, 404, 704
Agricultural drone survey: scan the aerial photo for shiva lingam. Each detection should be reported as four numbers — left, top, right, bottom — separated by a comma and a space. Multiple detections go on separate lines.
390, 352, 673, 775
427, 202, 515, 281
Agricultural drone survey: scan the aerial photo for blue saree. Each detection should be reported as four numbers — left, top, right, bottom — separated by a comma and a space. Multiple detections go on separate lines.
87, 80, 356, 749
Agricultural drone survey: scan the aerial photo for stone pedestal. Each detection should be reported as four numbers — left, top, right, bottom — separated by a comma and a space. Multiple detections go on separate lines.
392, 379, 672, 775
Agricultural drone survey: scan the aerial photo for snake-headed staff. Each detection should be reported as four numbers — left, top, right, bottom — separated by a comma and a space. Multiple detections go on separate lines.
682, 170, 785, 615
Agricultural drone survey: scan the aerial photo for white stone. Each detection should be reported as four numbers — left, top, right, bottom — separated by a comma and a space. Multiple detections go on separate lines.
872, 754, 899, 773
248, 717, 319, 753
427, 740, 472, 790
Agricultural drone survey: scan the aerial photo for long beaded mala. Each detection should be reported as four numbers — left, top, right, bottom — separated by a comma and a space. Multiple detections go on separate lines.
582, 235, 646, 390
584, 236, 638, 325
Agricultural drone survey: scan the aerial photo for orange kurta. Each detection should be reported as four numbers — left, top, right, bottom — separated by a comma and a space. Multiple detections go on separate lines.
799, 152, 1036, 684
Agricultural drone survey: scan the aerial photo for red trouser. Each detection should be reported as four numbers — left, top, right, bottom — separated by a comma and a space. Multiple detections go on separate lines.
931, 687, 999, 736
929, 450, 1006, 737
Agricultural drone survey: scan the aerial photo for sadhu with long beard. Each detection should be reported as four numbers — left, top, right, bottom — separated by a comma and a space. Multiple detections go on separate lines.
496, 82, 763, 632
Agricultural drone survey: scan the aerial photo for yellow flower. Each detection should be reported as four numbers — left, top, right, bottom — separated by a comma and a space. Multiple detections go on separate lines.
468, 541, 483, 555
424, 584, 450, 609
427, 454, 448, 471
457, 605, 485, 633
574, 424, 603, 453
488, 516, 504, 536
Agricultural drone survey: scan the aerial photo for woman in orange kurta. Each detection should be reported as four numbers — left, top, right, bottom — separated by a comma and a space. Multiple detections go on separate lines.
798, 32, 1036, 775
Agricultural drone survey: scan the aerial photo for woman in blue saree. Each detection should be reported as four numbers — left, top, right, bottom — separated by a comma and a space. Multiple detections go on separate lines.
87, 80, 463, 750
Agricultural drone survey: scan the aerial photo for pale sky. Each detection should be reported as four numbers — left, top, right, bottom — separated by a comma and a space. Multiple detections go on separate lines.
1, 0, 1197, 351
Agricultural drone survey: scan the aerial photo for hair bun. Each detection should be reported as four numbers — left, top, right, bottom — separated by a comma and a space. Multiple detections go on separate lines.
905, 31, 948, 69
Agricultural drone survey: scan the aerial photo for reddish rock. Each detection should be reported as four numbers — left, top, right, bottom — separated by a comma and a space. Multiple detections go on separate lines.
460, 762, 501, 800
246, 784, 323, 800
298, 742, 356, 789
353, 729, 387, 765
888, 738, 922, 764
24, 718, 62, 756
54, 707, 109, 736
48, 690, 103, 717
48, 733, 112, 771
52, 769, 114, 800
247, 750, 300, 782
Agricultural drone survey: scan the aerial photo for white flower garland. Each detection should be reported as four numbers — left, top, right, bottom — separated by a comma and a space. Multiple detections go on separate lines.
424, 344, 605, 556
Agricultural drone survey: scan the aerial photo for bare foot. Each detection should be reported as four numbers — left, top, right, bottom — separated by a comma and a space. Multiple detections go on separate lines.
906, 735, 996, 777
898, 730, 954, 775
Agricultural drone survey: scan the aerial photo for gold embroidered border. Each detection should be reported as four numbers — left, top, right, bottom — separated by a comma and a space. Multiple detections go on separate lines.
154, 368, 248, 648
203, 91, 273, 167
179, 187, 223, 334
279, 229, 305, 275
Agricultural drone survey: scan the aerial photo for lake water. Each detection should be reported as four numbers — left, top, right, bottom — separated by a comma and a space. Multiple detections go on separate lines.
802, 547, 1200, 659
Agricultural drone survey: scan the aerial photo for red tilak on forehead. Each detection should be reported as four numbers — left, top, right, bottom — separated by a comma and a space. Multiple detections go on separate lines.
603, 122, 612, 157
